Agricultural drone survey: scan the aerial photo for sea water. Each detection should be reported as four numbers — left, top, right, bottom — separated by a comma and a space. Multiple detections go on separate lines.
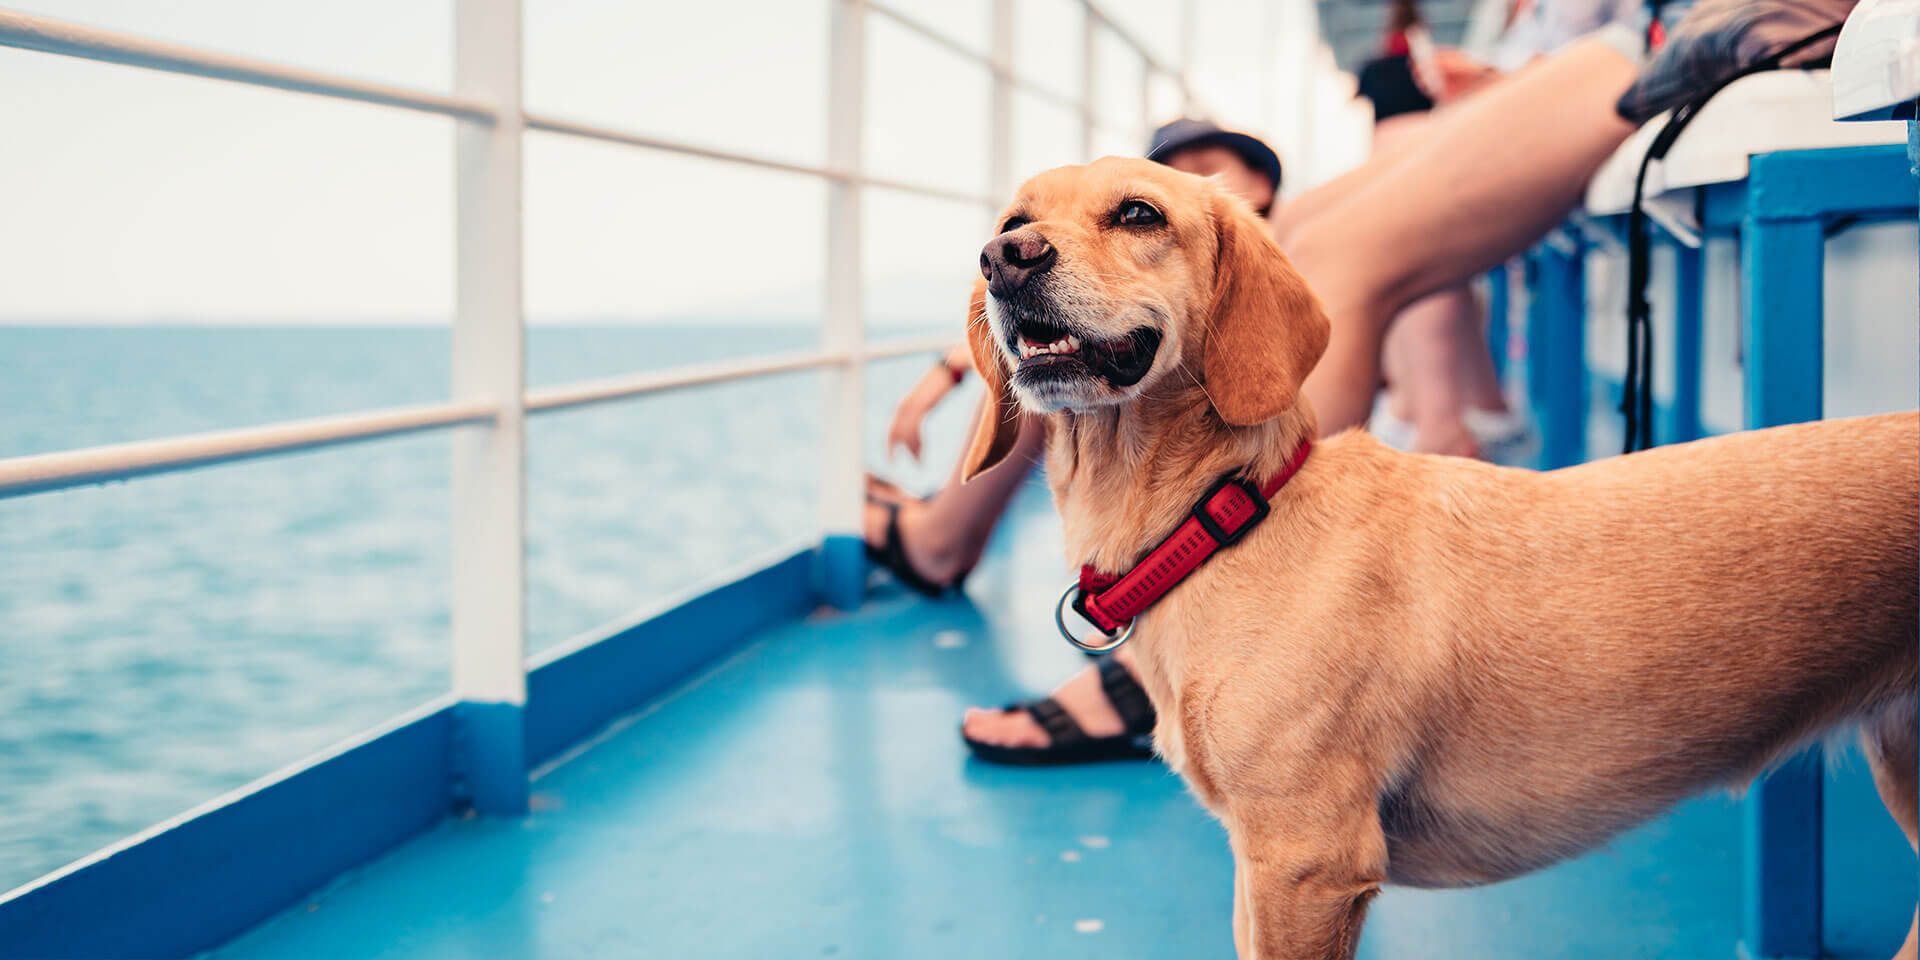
0, 323, 975, 889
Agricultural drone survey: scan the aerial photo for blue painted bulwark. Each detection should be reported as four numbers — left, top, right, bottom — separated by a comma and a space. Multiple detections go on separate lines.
523, 547, 814, 766
0, 702, 457, 960
0, 547, 816, 959
816, 532, 866, 610
453, 701, 529, 816
1526, 241, 1588, 469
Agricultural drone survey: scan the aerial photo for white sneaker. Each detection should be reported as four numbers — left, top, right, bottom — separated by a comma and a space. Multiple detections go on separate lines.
1464, 407, 1540, 467
1367, 391, 1417, 451
1367, 391, 1541, 467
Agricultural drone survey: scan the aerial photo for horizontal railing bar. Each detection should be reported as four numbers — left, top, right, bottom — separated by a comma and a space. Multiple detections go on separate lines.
861, 331, 957, 360
1, 335, 963, 499
1080, 0, 1197, 104
524, 112, 995, 207
525, 347, 846, 414
859, 0, 1155, 122
524, 111, 844, 181
0, 9, 497, 121
1014, 78, 1087, 116
862, 174, 997, 208
524, 333, 960, 416
0, 400, 498, 500
864, 1, 992, 70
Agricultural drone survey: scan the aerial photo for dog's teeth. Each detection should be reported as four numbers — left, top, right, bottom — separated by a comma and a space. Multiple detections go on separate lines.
1065, 335, 1079, 351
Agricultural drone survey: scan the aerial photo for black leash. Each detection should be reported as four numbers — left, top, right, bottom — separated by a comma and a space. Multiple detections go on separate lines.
1620, 21, 1845, 454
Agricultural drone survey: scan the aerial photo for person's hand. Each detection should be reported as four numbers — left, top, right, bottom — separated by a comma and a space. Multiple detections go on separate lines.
1416, 48, 1500, 102
888, 360, 962, 461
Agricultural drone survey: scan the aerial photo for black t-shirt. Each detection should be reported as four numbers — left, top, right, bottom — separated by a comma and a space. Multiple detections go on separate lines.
1356, 54, 1434, 123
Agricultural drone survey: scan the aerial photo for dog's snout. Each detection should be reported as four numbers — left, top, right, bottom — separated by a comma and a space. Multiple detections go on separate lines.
980, 231, 1057, 297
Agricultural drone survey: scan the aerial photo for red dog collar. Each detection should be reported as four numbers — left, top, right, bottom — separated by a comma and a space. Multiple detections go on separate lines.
1058, 439, 1312, 652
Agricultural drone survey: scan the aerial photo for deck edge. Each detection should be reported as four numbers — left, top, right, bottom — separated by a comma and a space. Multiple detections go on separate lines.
0, 543, 821, 959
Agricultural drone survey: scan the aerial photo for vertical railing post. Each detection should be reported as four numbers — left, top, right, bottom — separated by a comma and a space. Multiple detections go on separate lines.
989, 0, 1013, 206
1138, 60, 1151, 140
1078, 5, 1096, 160
818, 0, 867, 610
451, 0, 528, 816
1178, 0, 1196, 115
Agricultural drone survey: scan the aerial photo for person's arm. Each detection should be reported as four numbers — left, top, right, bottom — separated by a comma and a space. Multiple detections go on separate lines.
887, 342, 973, 461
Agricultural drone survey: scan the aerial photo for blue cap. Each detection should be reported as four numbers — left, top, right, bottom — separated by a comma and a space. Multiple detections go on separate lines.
1145, 118, 1283, 193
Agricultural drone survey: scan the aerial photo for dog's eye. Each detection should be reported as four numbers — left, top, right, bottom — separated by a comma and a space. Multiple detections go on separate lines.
999, 215, 1030, 234
1115, 200, 1163, 227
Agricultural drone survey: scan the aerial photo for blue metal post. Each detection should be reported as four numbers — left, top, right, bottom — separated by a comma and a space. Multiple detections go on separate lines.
1738, 206, 1826, 960
1664, 243, 1705, 444
1526, 241, 1587, 469
1486, 263, 1510, 385
1486, 263, 1511, 385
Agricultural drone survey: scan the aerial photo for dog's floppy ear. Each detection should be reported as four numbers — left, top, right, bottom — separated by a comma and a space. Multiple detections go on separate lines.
1202, 190, 1331, 426
960, 276, 1024, 482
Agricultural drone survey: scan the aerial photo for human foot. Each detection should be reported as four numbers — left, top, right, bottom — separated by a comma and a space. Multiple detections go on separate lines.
863, 496, 973, 592
865, 473, 914, 506
961, 651, 1149, 753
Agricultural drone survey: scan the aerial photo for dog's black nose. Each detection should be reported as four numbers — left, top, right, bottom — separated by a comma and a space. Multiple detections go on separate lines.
980, 231, 1057, 297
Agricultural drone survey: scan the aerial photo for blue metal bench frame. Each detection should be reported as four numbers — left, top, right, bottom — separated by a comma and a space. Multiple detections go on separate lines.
1516, 141, 1916, 959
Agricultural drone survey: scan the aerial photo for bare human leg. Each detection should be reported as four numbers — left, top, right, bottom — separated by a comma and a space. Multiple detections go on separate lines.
1381, 283, 1508, 456
862, 406, 1046, 587
1285, 37, 1640, 433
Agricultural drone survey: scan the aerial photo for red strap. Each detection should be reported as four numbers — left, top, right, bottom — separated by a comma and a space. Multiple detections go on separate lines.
1075, 440, 1311, 634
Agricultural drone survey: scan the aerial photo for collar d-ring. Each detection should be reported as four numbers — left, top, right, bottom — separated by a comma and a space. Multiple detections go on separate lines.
1056, 580, 1135, 653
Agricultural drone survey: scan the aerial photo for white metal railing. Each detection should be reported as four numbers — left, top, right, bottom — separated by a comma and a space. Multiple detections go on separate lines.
0, 334, 956, 499
0, 0, 1198, 813
0, 400, 496, 499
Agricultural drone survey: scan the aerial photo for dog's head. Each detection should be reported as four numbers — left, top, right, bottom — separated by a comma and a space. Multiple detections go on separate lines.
961, 156, 1331, 480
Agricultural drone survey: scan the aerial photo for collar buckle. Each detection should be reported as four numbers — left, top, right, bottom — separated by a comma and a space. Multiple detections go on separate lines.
1057, 581, 1135, 652
1191, 475, 1269, 548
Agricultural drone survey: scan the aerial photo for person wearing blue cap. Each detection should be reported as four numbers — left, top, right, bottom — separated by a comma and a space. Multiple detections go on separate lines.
1143, 118, 1282, 218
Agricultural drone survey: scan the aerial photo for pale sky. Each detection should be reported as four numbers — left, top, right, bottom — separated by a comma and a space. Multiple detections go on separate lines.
0, 0, 1361, 324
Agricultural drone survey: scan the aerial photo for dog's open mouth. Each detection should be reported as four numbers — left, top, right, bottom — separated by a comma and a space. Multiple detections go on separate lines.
1010, 317, 1161, 388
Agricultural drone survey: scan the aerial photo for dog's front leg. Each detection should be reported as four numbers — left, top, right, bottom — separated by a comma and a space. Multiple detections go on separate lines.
1226, 797, 1387, 960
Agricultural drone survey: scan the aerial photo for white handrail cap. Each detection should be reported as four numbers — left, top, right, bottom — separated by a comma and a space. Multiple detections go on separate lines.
1833, 0, 1920, 121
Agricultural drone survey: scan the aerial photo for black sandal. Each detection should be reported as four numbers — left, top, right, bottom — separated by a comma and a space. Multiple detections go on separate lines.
865, 474, 916, 506
864, 501, 971, 598
963, 658, 1157, 766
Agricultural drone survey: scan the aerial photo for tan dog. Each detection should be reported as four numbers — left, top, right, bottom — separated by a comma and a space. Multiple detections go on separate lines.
960, 156, 1919, 960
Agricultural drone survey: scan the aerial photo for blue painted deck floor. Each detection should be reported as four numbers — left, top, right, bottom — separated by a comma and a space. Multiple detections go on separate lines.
214, 483, 1911, 959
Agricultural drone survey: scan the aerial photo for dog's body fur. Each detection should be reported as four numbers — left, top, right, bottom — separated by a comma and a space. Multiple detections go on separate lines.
966, 158, 1919, 958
